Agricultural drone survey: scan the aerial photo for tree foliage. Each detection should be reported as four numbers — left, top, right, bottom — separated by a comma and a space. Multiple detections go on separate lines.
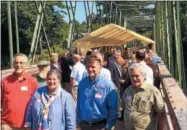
1, 1, 69, 68
181, 2, 187, 44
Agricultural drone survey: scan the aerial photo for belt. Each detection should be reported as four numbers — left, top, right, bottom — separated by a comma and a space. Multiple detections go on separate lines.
81, 119, 106, 126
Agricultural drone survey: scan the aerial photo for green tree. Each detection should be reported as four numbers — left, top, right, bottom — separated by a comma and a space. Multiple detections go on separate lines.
1, 1, 69, 68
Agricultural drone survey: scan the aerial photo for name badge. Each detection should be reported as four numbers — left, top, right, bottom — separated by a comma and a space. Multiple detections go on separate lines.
37, 98, 41, 103
21, 86, 28, 91
95, 93, 102, 98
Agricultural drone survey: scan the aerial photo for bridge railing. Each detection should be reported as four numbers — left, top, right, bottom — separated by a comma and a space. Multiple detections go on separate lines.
157, 63, 187, 130
1, 65, 38, 79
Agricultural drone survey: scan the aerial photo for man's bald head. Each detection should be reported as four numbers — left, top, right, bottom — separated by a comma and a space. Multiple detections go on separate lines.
135, 49, 145, 61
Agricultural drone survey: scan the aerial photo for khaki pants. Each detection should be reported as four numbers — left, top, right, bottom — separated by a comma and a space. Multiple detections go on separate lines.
1, 124, 26, 130
71, 86, 78, 104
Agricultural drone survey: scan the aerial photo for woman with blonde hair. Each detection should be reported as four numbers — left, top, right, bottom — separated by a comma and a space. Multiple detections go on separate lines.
25, 69, 76, 130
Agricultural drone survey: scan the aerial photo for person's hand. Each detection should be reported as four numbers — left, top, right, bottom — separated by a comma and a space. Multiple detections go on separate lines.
119, 79, 125, 84
69, 65, 72, 70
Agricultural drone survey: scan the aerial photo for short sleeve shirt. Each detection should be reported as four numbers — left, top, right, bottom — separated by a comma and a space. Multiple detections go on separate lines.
139, 62, 154, 85
70, 62, 86, 85
122, 82, 164, 130
1, 72, 38, 127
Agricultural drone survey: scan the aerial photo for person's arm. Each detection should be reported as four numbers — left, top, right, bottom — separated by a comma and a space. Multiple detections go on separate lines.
65, 94, 76, 130
76, 83, 82, 127
70, 67, 77, 87
121, 89, 127, 110
106, 87, 118, 130
106, 69, 112, 81
24, 94, 35, 129
153, 88, 164, 112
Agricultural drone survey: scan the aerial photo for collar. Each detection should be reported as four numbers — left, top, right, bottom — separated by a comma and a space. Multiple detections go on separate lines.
132, 82, 148, 91
89, 74, 101, 84
75, 61, 81, 65
139, 61, 146, 65
52, 63, 58, 65
111, 57, 117, 62
12, 71, 28, 81
44, 86, 62, 97
141, 82, 148, 90
53, 87, 62, 96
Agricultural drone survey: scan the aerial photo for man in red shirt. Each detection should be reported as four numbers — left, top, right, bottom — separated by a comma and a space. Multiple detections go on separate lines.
1, 53, 38, 130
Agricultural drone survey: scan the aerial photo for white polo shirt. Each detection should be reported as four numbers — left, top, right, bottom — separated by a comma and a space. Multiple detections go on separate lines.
70, 61, 86, 86
139, 61, 154, 85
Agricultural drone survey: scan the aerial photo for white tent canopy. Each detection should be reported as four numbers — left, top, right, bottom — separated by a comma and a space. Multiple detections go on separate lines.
73, 24, 155, 49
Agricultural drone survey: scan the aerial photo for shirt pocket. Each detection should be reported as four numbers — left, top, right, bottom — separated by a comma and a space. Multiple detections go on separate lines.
137, 99, 151, 113
124, 97, 132, 112
94, 92, 105, 105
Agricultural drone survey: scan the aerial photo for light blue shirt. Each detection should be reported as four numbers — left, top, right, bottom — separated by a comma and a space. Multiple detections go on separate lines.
82, 67, 112, 80
77, 75, 118, 129
70, 62, 86, 85
152, 56, 161, 64
25, 86, 76, 130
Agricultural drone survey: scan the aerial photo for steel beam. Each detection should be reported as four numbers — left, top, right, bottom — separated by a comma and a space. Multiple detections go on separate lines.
29, 2, 43, 63
7, 1, 14, 68
66, 1, 77, 49
14, 1, 20, 53
109, 1, 113, 23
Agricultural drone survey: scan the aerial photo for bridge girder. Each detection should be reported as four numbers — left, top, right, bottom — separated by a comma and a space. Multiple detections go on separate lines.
95, 1, 155, 32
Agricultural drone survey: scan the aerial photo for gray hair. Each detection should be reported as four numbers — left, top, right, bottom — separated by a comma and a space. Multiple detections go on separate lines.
91, 51, 104, 64
13, 53, 28, 64
128, 63, 147, 78
47, 69, 61, 81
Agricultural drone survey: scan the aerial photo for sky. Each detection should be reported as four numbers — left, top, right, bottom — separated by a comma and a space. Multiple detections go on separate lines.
54, 2, 97, 23
54, 2, 154, 23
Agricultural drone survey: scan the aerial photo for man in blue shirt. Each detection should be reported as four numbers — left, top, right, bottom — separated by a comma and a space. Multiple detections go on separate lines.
77, 55, 118, 130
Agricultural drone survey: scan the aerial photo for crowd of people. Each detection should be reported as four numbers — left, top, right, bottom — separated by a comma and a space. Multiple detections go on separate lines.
1, 44, 164, 130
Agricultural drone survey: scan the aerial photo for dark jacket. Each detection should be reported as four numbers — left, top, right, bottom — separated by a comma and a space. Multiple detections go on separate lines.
59, 57, 74, 82
107, 57, 122, 88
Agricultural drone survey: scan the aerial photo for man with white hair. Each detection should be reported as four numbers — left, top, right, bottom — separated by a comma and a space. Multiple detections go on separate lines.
70, 53, 86, 102
1, 53, 38, 130
122, 63, 164, 130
